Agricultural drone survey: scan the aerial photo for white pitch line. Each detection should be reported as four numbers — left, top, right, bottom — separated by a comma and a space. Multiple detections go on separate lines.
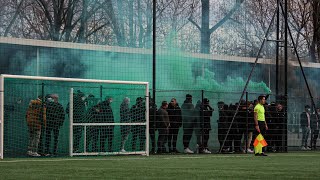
0, 154, 319, 163
0, 156, 241, 163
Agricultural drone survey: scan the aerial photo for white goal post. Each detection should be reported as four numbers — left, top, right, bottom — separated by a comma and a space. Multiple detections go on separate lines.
0, 74, 149, 159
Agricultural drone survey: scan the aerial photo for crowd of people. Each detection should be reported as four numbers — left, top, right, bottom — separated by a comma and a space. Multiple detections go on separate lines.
26, 94, 65, 157
25, 90, 147, 157
24, 91, 319, 157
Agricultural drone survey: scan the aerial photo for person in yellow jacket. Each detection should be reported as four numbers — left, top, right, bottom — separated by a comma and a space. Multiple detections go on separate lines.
254, 95, 268, 156
26, 96, 46, 157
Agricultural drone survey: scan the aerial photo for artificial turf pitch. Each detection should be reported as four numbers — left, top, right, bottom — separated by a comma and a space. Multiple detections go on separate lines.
1, 152, 319, 179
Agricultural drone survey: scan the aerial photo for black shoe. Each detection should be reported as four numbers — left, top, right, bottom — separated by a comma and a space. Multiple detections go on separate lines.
255, 153, 261, 156
261, 153, 268, 156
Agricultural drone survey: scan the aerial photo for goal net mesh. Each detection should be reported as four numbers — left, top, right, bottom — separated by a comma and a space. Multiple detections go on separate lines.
0, 75, 148, 158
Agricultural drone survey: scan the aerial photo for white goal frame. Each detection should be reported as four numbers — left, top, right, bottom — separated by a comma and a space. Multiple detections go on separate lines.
0, 74, 149, 159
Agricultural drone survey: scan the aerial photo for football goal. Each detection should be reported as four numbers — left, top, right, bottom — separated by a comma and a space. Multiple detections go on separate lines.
0, 74, 149, 159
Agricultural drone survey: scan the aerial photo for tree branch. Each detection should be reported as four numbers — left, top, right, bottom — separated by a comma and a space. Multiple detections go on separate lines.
209, 0, 244, 34
4, 0, 24, 37
188, 17, 201, 31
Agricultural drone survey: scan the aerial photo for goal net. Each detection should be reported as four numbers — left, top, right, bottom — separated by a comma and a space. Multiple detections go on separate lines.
0, 74, 149, 159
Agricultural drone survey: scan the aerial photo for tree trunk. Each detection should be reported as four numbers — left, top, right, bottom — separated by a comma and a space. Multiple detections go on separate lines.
312, 0, 320, 62
200, 0, 210, 54
137, 0, 144, 47
52, 0, 64, 41
64, 0, 76, 42
78, 0, 88, 43
105, 0, 125, 46
129, 0, 135, 47
145, 0, 153, 48
4, 0, 24, 37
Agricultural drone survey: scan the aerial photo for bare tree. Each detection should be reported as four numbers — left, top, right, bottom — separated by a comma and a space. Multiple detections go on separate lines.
310, 0, 320, 62
189, 0, 244, 54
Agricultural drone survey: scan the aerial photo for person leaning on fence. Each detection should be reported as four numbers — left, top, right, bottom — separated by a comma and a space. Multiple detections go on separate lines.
157, 101, 170, 153
167, 98, 182, 153
253, 95, 268, 156
26, 95, 46, 157
310, 107, 319, 150
300, 105, 311, 150
120, 97, 131, 153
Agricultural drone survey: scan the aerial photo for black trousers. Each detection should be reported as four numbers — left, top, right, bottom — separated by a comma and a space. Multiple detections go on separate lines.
234, 128, 245, 152
183, 122, 200, 149
149, 128, 156, 152
168, 125, 180, 151
45, 123, 60, 154
310, 129, 319, 148
199, 128, 210, 150
132, 125, 145, 151
273, 128, 283, 151
92, 126, 114, 152
255, 121, 267, 153
73, 126, 83, 152
158, 128, 169, 153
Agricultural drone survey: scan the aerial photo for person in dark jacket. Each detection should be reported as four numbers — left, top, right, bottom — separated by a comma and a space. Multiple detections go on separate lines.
227, 103, 239, 153
120, 97, 131, 152
84, 94, 100, 152
44, 94, 65, 156
167, 98, 182, 153
199, 98, 213, 153
157, 101, 170, 153
234, 100, 247, 153
131, 97, 146, 151
181, 94, 196, 154
300, 105, 311, 150
90, 97, 114, 152
269, 103, 285, 152
243, 102, 254, 153
66, 90, 86, 153
217, 102, 230, 152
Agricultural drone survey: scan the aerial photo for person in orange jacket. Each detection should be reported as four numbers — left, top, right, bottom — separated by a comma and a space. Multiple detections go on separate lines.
26, 96, 46, 157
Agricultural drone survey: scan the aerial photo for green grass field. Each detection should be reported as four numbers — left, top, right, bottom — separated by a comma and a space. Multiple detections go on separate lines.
1, 152, 320, 179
